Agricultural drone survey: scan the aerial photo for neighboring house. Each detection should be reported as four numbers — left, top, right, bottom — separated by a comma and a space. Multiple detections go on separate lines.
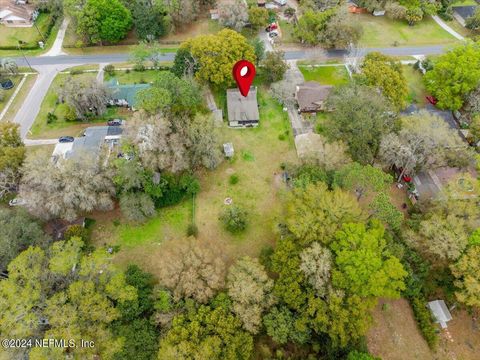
226, 87, 260, 127
106, 79, 151, 111
274, 0, 287, 6
210, 9, 219, 20
452, 5, 478, 26
428, 300, 453, 329
52, 126, 123, 162
0, 0, 38, 27
295, 82, 333, 113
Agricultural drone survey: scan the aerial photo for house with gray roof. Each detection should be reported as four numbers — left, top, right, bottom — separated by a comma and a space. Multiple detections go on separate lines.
106, 79, 151, 110
52, 126, 123, 162
226, 87, 260, 127
428, 300, 453, 329
295, 82, 333, 113
453, 5, 478, 26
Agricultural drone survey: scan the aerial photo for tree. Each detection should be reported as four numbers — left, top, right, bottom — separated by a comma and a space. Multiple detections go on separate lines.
424, 43, 480, 110
385, 2, 408, 20
294, 9, 336, 45
20, 150, 114, 221
128, 0, 170, 40
263, 306, 297, 344
136, 87, 172, 114
260, 51, 289, 83
219, 205, 248, 233
451, 245, 480, 307
0, 238, 136, 359
164, 0, 198, 30
119, 192, 156, 222
157, 301, 254, 360
286, 182, 364, 245
379, 111, 472, 178
334, 163, 392, 200
0, 208, 47, 271
0, 58, 18, 75
76, 0, 132, 44
250, 37, 266, 64
348, 351, 380, 360
218, 1, 249, 31
58, 77, 110, 120
359, 52, 408, 110
248, 7, 269, 30
0, 122, 25, 198
330, 221, 407, 298
325, 83, 396, 164
466, 7, 480, 30
299, 242, 332, 297
297, 133, 351, 171
321, 9, 362, 49
187, 114, 223, 170
157, 238, 227, 303
227, 257, 275, 333
171, 48, 198, 77
181, 29, 256, 86
464, 85, 480, 117
370, 192, 404, 231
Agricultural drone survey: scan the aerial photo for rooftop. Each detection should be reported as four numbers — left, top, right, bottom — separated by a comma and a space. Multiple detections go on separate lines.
428, 300, 452, 329
296, 82, 333, 112
0, 0, 36, 22
106, 79, 151, 108
453, 5, 478, 21
226, 87, 259, 123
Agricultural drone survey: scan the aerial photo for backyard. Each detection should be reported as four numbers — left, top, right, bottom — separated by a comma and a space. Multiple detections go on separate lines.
352, 14, 460, 47
403, 64, 428, 107
0, 13, 54, 48
90, 88, 298, 276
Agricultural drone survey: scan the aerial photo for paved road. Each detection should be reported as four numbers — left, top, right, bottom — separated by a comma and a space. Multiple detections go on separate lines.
12, 45, 450, 67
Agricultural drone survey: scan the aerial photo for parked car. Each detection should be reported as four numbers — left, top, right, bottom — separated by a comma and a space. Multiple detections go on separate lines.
265, 23, 278, 32
0, 79, 14, 90
58, 136, 74, 143
268, 30, 279, 38
9, 198, 27, 207
107, 119, 123, 126
426, 96, 438, 106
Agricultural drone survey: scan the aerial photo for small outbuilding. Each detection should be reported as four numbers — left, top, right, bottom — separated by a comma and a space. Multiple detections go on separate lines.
223, 142, 234, 158
226, 87, 260, 128
428, 300, 453, 329
295, 82, 333, 113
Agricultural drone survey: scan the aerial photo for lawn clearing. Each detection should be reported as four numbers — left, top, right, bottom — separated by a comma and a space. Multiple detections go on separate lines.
30, 71, 133, 139
161, 19, 223, 42
105, 69, 161, 84
403, 64, 428, 107
2, 74, 37, 122
278, 20, 297, 44
298, 65, 349, 85
352, 14, 459, 47
0, 13, 53, 48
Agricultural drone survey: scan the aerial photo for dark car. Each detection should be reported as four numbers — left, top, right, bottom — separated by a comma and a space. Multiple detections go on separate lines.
0, 79, 14, 90
58, 136, 74, 143
108, 119, 123, 126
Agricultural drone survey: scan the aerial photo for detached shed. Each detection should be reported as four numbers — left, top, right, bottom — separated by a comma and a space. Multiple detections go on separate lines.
223, 143, 234, 158
428, 300, 453, 329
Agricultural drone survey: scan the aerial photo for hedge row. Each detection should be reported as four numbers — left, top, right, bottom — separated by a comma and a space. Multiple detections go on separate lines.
410, 297, 438, 349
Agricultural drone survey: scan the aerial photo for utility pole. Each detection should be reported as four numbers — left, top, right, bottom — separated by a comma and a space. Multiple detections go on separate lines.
17, 41, 34, 72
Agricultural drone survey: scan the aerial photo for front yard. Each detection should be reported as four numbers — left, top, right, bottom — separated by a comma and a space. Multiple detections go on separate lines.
298, 64, 349, 85
353, 14, 460, 47
0, 13, 54, 48
0, 75, 23, 113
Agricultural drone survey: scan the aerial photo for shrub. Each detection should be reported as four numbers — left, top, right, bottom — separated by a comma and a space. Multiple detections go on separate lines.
69, 69, 84, 75
64, 224, 90, 242
187, 223, 198, 237
410, 297, 438, 349
64, 105, 77, 122
46, 112, 57, 124
133, 64, 145, 72
229, 174, 239, 185
219, 205, 248, 233
104, 64, 115, 76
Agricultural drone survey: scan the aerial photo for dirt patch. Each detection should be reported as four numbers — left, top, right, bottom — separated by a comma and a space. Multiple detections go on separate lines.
367, 298, 433, 360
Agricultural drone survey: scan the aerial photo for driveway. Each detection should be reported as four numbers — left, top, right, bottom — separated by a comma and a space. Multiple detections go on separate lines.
41, 18, 69, 57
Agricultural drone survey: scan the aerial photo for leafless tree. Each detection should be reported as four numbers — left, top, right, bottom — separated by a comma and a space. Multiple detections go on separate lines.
218, 1, 249, 32
344, 43, 364, 75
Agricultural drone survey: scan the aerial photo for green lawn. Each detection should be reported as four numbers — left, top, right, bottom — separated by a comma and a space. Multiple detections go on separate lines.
0, 75, 23, 113
30, 71, 133, 139
105, 69, 161, 84
278, 20, 297, 44
0, 13, 53, 48
2, 74, 37, 122
352, 14, 459, 47
403, 64, 428, 107
298, 65, 349, 85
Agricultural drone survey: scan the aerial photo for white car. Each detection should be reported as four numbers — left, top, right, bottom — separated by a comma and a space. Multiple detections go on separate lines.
9, 198, 27, 207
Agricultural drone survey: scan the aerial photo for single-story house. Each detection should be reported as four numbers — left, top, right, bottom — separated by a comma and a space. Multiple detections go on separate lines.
428, 300, 453, 329
226, 87, 260, 128
0, 0, 38, 27
106, 79, 151, 111
52, 126, 123, 162
295, 82, 333, 113
452, 5, 478, 26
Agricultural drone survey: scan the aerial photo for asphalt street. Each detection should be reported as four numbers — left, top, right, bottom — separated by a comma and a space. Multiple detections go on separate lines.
12, 45, 449, 67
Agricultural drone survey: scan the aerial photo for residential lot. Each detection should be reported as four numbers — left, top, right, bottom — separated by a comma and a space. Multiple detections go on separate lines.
0, 13, 53, 48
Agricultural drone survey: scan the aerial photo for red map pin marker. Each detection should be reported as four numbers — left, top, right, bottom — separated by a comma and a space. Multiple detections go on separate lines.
232, 60, 256, 97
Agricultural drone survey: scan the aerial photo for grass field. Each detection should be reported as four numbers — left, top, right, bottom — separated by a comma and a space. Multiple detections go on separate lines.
352, 14, 459, 47
3, 74, 37, 122
105, 69, 161, 84
0, 14, 53, 48
403, 65, 428, 107
91, 88, 298, 276
298, 65, 349, 85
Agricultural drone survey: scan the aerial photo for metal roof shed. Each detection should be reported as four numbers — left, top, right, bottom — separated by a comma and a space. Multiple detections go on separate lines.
428, 300, 452, 328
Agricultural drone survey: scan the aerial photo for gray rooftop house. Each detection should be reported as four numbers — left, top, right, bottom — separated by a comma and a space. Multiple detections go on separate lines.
106, 79, 151, 110
52, 126, 123, 161
428, 300, 453, 329
453, 6, 478, 26
226, 87, 260, 128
